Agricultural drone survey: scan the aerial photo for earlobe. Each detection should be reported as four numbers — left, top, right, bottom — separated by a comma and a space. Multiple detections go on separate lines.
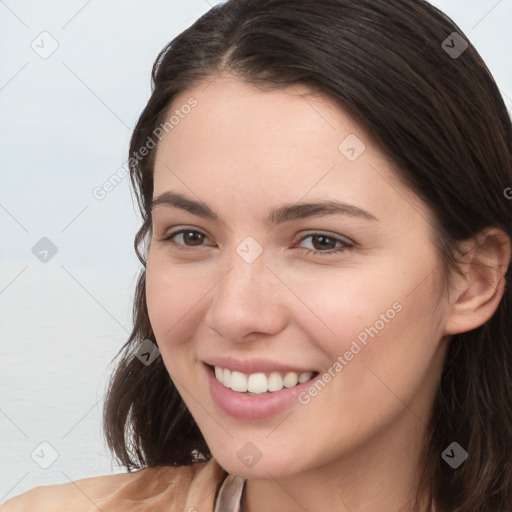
443, 227, 511, 336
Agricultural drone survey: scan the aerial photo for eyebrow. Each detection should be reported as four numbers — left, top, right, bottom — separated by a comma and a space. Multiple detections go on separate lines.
151, 190, 378, 226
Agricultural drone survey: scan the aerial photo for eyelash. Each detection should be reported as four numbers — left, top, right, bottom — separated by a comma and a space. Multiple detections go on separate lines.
158, 229, 354, 256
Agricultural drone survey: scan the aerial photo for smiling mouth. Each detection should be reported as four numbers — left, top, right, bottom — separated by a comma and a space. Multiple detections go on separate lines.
207, 364, 319, 395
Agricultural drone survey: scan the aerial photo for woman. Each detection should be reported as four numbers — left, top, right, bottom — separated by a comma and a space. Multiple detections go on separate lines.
3, 0, 511, 510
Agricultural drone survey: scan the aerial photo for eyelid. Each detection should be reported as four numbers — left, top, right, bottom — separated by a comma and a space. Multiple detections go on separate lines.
157, 226, 353, 242
157, 226, 355, 255
157, 225, 213, 241
297, 230, 354, 245
157, 227, 213, 246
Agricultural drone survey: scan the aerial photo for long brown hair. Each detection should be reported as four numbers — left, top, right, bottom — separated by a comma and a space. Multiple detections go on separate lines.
102, 1, 512, 510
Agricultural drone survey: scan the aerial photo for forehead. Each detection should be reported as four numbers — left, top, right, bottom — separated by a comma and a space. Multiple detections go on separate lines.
159, 77, 353, 159
152, 75, 428, 225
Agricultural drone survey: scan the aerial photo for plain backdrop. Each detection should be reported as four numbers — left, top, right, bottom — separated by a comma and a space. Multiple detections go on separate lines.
1, 0, 511, 503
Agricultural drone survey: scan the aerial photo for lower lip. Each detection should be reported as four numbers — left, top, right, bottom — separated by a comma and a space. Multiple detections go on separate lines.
204, 363, 317, 420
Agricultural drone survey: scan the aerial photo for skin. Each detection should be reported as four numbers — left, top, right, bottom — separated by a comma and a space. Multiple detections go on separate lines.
145, 75, 510, 512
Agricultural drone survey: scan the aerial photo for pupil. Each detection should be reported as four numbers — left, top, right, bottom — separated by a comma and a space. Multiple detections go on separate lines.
185, 232, 203, 245
314, 235, 335, 250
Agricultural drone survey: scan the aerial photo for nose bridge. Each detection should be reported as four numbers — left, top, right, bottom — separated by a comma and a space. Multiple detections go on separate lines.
220, 235, 270, 299
206, 241, 288, 339
216, 245, 271, 313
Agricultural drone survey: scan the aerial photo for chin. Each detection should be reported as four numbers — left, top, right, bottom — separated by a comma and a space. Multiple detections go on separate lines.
210, 444, 304, 480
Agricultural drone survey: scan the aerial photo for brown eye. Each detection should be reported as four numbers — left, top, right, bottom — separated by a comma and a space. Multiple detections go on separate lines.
296, 233, 354, 256
160, 229, 211, 247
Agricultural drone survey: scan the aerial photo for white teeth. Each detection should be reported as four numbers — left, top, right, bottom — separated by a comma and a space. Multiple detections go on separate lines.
283, 372, 299, 388
213, 366, 315, 394
268, 372, 283, 392
230, 371, 248, 392
298, 371, 313, 383
248, 373, 267, 393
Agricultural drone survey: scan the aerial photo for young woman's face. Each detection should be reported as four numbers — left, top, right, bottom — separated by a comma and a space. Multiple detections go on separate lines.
146, 76, 452, 479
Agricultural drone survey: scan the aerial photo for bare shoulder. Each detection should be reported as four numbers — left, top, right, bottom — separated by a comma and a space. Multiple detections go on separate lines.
1, 458, 226, 512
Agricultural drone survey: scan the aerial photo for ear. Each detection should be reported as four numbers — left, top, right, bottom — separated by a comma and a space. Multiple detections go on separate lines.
443, 227, 511, 336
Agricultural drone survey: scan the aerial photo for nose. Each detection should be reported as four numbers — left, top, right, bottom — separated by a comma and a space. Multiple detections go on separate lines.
205, 249, 289, 341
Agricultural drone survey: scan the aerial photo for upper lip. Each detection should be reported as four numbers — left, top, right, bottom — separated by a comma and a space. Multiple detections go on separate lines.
203, 356, 316, 375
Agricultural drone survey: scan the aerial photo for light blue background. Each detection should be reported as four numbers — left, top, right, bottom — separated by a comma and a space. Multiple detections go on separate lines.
1, 0, 511, 502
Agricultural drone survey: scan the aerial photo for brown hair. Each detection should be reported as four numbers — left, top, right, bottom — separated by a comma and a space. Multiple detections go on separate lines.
102, 1, 512, 510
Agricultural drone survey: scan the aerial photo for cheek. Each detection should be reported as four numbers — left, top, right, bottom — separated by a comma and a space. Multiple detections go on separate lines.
288, 258, 443, 395
317, 285, 441, 426
296, 253, 438, 347
279, 264, 403, 353
145, 254, 207, 366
